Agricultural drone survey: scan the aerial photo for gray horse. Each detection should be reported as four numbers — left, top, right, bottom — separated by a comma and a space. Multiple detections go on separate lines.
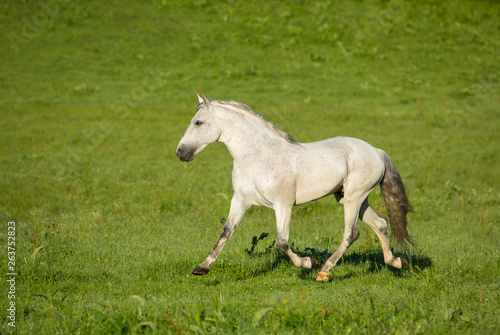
176, 95, 412, 281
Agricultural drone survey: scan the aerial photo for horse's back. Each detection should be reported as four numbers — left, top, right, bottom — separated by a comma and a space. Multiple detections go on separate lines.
300, 136, 382, 163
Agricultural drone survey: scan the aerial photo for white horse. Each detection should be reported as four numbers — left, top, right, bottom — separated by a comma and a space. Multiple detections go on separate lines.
176, 94, 413, 282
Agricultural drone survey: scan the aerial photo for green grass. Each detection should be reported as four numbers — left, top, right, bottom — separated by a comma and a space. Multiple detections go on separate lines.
1, 0, 499, 333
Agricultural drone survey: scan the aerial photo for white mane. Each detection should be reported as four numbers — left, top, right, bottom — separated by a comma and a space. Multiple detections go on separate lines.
211, 100, 299, 145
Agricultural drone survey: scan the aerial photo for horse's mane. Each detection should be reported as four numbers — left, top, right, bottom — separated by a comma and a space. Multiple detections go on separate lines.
211, 100, 299, 145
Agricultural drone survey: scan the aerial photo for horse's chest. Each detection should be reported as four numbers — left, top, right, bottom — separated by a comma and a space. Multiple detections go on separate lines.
231, 163, 294, 208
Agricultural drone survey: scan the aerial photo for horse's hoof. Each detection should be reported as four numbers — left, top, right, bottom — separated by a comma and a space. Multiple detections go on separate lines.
316, 272, 330, 282
311, 257, 320, 270
400, 258, 409, 270
192, 265, 210, 275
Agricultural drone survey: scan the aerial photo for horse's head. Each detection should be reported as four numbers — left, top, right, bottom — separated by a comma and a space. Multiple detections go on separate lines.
176, 94, 221, 162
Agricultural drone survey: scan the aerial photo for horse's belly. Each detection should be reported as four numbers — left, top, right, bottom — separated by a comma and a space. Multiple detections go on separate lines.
294, 162, 345, 205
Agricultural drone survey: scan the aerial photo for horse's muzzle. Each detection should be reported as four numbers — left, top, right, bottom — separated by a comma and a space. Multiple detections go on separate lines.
176, 146, 194, 162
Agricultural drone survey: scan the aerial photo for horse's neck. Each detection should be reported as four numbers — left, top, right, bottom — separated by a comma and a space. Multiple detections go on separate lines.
216, 108, 284, 163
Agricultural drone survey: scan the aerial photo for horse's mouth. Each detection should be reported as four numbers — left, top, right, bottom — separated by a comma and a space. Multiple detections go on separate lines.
180, 154, 194, 162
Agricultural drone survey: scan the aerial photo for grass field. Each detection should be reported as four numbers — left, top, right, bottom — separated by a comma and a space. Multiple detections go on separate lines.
1, 0, 499, 334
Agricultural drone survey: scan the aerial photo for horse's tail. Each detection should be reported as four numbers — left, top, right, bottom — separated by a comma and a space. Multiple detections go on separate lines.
377, 149, 414, 245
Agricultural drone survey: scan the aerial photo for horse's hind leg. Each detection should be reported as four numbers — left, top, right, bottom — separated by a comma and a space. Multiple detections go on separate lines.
316, 200, 361, 282
359, 200, 408, 270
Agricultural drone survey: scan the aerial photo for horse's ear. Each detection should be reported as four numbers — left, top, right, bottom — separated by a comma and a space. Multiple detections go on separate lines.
197, 93, 211, 108
202, 93, 211, 107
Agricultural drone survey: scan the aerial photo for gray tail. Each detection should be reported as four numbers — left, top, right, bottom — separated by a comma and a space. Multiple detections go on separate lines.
378, 149, 414, 245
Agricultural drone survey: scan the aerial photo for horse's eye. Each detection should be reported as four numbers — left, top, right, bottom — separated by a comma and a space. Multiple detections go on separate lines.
195, 121, 203, 126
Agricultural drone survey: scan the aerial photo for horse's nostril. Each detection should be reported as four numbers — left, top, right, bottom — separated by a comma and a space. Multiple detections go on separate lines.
176, 147, 184, 159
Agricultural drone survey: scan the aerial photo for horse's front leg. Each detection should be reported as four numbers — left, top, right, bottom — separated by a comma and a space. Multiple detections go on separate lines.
275, 204, 320, 270
192, 195, 250, 275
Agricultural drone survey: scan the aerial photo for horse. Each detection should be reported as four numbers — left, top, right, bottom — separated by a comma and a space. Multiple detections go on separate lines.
176, 94, 413, 282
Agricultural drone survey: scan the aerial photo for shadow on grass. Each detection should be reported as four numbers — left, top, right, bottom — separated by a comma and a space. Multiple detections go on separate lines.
187, 232, 433, 281
240, 244, 433, 281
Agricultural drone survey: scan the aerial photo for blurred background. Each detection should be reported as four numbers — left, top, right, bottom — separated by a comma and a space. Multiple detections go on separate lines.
0, 1, 499, 333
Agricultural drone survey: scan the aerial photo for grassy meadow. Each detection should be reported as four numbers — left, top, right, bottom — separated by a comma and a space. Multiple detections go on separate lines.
1, 0, 499, 333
